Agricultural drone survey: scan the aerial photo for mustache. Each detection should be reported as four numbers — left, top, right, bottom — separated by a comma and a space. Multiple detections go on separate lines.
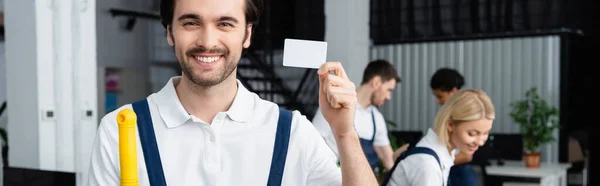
186, 46, 228, 56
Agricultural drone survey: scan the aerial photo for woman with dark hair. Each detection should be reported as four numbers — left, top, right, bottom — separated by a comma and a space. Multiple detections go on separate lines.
430, 68, 465, 105
430, 68, 478, 186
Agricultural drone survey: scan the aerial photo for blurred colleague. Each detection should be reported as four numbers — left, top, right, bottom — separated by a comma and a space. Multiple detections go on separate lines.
312, 60, 401, 172
382, 89, 495, 186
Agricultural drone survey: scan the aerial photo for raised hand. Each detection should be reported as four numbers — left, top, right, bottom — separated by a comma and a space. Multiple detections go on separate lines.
317, 62, 357, 137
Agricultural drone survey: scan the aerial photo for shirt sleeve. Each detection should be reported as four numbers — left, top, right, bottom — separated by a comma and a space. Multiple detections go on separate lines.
310, 108, 340, 158
373, 111, 391, 147
86, 117, 120, 186
296, 112, 342, 186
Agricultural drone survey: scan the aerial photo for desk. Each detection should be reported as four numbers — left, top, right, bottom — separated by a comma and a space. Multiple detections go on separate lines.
486, 160, 572, 186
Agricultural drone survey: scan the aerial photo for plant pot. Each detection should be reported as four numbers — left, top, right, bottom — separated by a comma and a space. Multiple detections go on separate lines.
524, 152, 541, 168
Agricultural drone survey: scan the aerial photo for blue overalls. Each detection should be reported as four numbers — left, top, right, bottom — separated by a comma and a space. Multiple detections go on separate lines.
381, 140, 477, 186
359, 111, 379, 170
380, 146, 443, 186
131, 99, 293, 186
448, 163, 478, 186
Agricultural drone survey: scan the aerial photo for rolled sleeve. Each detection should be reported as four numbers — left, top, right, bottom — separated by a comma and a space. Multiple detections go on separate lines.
373, 113, 390, 147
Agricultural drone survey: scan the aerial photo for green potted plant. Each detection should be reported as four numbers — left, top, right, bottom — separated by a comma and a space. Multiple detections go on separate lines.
509, 87, 559, 168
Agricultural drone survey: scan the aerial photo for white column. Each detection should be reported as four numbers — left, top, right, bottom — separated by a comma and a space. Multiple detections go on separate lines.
6, 0, 56, 171
325, 0, 371, 85
5, 0, 97, 185
55, 0, 76, 172
72, 0, 98, 184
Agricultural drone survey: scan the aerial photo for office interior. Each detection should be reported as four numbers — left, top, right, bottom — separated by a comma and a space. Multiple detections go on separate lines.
0, 0, 597, 185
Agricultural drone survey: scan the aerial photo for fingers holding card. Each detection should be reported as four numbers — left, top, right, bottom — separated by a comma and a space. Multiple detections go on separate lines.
317, 62, 357, 136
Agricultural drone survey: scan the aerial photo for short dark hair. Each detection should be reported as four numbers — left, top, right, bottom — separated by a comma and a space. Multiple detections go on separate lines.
160, 0, 264, 29
430, 68, 464, 91
360, 60, 401, 85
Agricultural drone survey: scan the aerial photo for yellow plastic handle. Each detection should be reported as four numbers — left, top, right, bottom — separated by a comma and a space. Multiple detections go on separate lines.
117, 109, 139, 186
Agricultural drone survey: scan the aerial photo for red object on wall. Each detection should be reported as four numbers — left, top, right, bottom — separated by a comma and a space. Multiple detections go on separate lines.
105, 69, 120, 91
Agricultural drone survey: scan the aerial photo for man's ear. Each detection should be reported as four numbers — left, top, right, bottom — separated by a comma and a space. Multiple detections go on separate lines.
450, 87, 458, 94
243, 24, 253, 48
371, 76, 382, 89
167, 25, 174, 46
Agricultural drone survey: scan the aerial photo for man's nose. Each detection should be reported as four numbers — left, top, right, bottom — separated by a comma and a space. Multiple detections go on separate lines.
196, 27, 219, 50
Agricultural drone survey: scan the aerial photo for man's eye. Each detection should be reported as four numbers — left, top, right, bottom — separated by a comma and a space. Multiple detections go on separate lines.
184, 22, 197, 26
218, 22, 233, 27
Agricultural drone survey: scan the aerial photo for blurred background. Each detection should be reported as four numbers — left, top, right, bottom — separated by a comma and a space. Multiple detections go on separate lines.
0, 0, 596, 185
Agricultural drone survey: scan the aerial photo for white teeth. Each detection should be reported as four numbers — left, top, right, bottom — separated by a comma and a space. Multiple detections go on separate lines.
196, 56, 220, 63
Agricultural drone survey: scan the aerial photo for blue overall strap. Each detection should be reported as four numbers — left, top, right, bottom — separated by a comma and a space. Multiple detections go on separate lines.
266, 108, 293, 186
380, 147, 443, 186
370, 110, 377, 141
132, 99, 167, 186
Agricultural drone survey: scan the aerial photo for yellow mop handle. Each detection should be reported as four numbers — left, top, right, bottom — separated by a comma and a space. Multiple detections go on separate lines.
117, 109, 139, 186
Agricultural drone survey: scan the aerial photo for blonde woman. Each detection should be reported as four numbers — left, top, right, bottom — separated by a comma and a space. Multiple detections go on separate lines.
381, 89, 495, 186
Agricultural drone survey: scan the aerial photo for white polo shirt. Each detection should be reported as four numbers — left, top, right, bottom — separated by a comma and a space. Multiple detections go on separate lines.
87, 77, 342, 186
311, 104, 390, 158
386, 128, 459, 186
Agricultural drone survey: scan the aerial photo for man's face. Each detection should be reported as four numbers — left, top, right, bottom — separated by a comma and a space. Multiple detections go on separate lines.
371, 79, 396, 107
432, 88, 457, 106
167, 0, 252, 87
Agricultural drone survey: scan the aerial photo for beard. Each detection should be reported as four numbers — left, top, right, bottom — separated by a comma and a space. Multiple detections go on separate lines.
178, 46, 238, 87
370, 94, 384, 108
370, 95, 379, 108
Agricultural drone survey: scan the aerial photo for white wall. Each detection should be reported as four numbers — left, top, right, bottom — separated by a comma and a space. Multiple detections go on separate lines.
371, 36, 561, 163
96, 0, 151, 68
73, 0, 99, 183
96, 0, 156, 116
325, 0, 371, 85
5, 1, 98, 185
5, 0, 44, 170
0, 1, 7, 136
0, 42, 5, 106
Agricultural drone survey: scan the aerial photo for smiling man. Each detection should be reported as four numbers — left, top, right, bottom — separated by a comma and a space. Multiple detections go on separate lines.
86, 0, 378, 185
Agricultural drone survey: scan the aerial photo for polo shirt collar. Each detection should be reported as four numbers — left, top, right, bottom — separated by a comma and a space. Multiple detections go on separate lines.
357, 101, 374, 113
154, 77, 255, 128
224, 80, 255, 123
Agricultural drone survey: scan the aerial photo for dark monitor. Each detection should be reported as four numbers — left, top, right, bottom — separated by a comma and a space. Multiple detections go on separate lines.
489, 133, 524, 161
390, 131, 423, 148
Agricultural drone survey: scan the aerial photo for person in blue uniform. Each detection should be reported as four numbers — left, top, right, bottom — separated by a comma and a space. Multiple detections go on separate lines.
312, 60, 401, 173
